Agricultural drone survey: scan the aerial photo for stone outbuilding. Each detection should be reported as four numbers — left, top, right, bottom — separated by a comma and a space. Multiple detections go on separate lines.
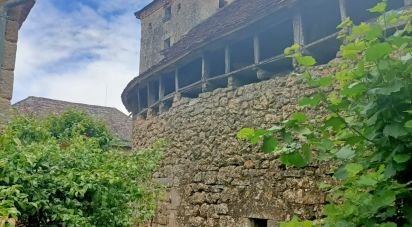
13, 96, 133, 148
123, 0, 409, 226
0, 0, 35, 127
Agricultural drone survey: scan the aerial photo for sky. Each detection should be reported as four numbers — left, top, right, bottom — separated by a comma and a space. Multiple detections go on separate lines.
13, 0, 152, 113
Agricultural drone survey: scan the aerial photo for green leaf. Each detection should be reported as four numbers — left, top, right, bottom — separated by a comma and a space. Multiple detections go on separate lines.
379, 223, 397, 227
296, 55, 317, 66
290, 112, 307, 123
262, 137, 277, 153
345, 163, 363, 177
369, 82, 403, 95
368, 2, 387, 13
366, 25, 383, 40
365, 43, 393, 61
342, 82, 367, 97
284, 44, 300, 55
383, 123, 408, 138
324, 116, 346, 130
298, 93, 323, 107
336, 147, 355, 160
357, 175, 377, 186
281, 151, 309, 168
404, 120, 412, 128
309, 76, 333, 87
393, 154, 411, 163
237, 128, 255, 140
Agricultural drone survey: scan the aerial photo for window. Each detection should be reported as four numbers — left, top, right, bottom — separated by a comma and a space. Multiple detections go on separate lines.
148, 23, 152, 30
164, 38, 171, 49
250, 218, 268, 227
219, 0, 228, 8
163, 5, 172, 21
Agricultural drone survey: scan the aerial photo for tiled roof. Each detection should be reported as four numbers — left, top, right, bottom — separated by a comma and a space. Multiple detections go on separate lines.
13, 97, 132, 146
123, 0, 291, 106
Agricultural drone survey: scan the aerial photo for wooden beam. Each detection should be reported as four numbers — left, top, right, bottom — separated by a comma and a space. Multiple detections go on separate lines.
136, 86, 140, 114
339, 0, 347, 21
147, 83, 153, 106
293, 11, 304, 46
225, 46, 231, 74
174, 68, 179, 92
253, 35, 260, 64
228, 76, 241, 89
159, 77, 165, 99
201, 55, 210, 92
158, 77, 166, 113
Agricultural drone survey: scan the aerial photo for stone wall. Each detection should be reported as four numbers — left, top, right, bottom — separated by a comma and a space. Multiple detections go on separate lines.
13, 96, 132, 146
133, 66, 336, 226
0, 1, 34, 127
139, 0, 235, 73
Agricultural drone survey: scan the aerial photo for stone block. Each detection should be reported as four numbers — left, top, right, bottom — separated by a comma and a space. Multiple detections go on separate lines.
5, 20, 19, 42
2, 41, 17, 71
0, 70, 14, 100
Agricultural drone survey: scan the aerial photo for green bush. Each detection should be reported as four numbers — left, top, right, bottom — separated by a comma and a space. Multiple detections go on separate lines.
239, 2, 412, 226
0, 110, 163, 226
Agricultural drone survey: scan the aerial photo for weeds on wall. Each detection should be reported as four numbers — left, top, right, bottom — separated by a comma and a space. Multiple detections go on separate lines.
0, 110, 164, 226
238, 2, 412, 226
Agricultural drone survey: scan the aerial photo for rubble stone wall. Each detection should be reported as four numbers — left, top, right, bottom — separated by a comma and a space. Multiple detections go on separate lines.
133, 67, 335, 227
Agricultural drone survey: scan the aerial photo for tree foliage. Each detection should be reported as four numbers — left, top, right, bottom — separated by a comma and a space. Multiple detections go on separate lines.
239, 2, 412, 226
0, 110, 163, 226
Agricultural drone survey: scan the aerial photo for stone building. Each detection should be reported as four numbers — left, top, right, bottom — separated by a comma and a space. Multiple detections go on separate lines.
122, 0, 410, 226
0, 0, 34, 127
13, 96, 132, 148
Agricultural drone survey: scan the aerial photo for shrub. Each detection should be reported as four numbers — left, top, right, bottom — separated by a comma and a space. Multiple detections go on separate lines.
0, 111, 163, 226
239, 2, 412, 226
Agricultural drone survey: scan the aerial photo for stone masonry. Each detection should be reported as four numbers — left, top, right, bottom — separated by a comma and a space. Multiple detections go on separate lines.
133, 66, 336, 226
137, 0, 236, 73
0, 0, 34, 127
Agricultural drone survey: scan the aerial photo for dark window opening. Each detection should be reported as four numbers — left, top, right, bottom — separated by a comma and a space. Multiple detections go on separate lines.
207, 48, 226, 77
178, 58, 202, 88
259, 19, 294, 60
138, 86, 148, 112
163, 5, 172, 21
148, 80, 159, 106
230, 37, 254, 71
387, 0, 405, 11
164, 38, 171, 49
148, 23, 152, 30
346, 0, 380, 24
161, 72, 175, 96
250, 218, 268, 227
302, 0, 341, 44
177, 3, 182, 11
219, 0, 228, 8
306, 36, 341, 65
162, 99, 173, 112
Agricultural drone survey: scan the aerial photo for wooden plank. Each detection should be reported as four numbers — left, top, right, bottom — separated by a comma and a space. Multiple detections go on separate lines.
339, 0, 347, 21
225, 46, 231, 74
136, 86, 140, 114
253, 34, 260, 64
174, 68, 179, 92
293, 11, 304, 46
159, 77, 165, 99
201, 55, 210, 92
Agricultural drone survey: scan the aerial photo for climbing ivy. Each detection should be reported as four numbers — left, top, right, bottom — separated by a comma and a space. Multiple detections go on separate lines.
0, 111, 164, 226
239, 2, 412, 226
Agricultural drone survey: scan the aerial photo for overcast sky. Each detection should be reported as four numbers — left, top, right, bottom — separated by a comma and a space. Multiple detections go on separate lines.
13, 0, 151, 113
